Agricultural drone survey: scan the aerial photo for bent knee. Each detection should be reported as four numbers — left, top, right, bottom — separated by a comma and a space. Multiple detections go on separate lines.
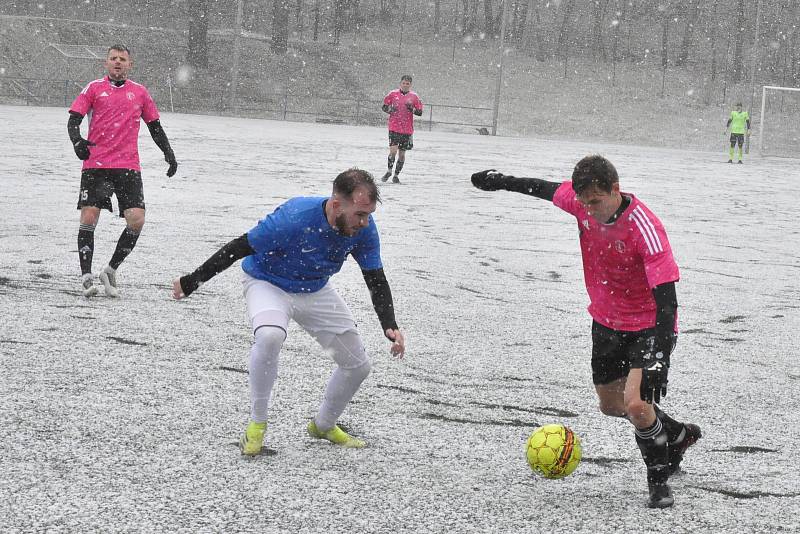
625, 398, 653, 422
253, 325, 286, 353
598, 403, 626, 418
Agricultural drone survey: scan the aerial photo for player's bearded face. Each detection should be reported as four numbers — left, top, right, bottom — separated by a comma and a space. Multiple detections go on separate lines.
334, 190, 376, 236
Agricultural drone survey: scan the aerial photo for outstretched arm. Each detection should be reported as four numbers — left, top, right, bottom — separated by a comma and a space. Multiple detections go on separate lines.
471, 170, 560, 201
173, 234, 254, 299
362, 268, 404, 358
146, 119, 178, 177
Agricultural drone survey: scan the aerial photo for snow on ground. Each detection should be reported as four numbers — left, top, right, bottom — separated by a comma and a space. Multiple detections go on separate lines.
1, 105, 799, 533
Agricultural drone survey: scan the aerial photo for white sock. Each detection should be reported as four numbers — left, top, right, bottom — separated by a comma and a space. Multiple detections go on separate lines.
248, 326, 285, 422
315, 331, 372, 430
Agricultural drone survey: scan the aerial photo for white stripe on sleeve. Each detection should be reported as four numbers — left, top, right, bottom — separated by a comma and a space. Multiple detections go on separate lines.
630, 206, 663, 255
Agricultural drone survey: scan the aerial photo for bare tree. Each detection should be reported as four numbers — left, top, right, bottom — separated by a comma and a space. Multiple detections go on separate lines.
462, 0, 479, 35
484, 0, 495, 37
187, 0, 209, 68
590, 0, 609, 62
510, 0, 530, 42
557, 0, 575, 59
675, 0, 701, 66
271, 0, 291, 54
732, 0, 746, 82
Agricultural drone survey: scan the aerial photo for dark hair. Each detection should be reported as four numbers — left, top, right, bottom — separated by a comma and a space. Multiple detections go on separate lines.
107, 44, 131, 56
333, 168, 381, 203
401, 74, 412, 83
571, 155, 619, 195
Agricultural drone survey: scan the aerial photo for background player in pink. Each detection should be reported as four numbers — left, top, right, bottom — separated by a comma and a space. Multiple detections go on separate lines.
68, 44, 178, 297
380, 75, 422, 184
471, 156, 700, 509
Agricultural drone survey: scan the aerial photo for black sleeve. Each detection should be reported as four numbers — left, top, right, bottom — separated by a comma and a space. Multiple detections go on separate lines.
746, 118, 751, 129
652, 281, 678, 356
413, 108, 422, 116
381, 103, 392, 113
146, 119, 174, 157
179, 234, 254, 297
362, 268, 398, 335
67, 111, 84, 144
504, 177, 561, 201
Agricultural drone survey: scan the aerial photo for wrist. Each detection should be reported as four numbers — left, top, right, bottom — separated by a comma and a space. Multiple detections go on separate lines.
179, 274, 200, 297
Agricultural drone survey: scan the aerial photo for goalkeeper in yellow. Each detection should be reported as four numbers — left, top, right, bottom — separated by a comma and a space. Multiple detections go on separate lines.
725, 102, 751, 164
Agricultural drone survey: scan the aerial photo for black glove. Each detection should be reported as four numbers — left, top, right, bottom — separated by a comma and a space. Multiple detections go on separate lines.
405, 101, 414, 111
639, 334, 674, 403
471, 169, 511, 191
165, 150, 178, 177
73, 138, 95, 160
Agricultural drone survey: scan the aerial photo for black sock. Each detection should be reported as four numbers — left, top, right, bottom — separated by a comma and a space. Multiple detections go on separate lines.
394, 160, 405, 175
635, 418, 669, 484
109, 226, 140, 270
654, 404, 684, 443
387, 155, 395, 170
78, 223, 95, 275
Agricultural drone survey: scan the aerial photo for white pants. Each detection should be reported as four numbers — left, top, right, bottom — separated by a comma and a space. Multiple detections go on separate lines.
242, 273, 371, 429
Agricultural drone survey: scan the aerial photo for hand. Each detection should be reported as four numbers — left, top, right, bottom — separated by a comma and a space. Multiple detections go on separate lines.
639, 334, 672, 403
405, 101, 414, 112
172, 278, 185, 300
73, 138, 95, 160
385, 328, 405, 359
640, 361, 668, 404
471, 169, 509, 191
165, 151, 178, 177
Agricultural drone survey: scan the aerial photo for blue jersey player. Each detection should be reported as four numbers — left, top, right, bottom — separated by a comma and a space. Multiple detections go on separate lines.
173, 168, 405, 455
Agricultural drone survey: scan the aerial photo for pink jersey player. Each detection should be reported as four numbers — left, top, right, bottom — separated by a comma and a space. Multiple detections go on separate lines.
553, 181, 680, 332
471, 156, 700, 509
68, 45, 177, 299
380, 75, 423, 184
70, 76, 160, 171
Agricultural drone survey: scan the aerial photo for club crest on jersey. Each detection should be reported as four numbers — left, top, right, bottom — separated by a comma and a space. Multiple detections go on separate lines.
614, 240, 626, 252
126, 92, 135, 100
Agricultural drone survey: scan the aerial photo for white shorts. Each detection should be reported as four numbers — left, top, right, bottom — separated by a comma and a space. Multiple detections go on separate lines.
242, 272, 357, 346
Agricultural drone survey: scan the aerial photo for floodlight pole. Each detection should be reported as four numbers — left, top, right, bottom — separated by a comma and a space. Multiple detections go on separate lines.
746, 0, 761, 153
758, 85, 766, 156
229, 0, 244, 112
491, 1, 508, 136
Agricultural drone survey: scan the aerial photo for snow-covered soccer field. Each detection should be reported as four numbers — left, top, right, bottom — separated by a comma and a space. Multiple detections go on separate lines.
1, 104, 799, 532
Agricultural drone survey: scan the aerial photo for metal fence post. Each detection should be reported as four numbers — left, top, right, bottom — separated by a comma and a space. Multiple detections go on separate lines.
429, 104, 433, 131
282, 90, 288, 120
355, 98, 360, 125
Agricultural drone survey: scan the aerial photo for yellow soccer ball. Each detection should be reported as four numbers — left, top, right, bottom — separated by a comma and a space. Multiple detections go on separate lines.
525, 424, 582, 479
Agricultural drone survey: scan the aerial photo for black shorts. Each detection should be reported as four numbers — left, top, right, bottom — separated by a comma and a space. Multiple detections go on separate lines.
77, 169, 145, 217
730, 133, 745, 145
590, 321, 677, 385
388, 131, 413, 151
